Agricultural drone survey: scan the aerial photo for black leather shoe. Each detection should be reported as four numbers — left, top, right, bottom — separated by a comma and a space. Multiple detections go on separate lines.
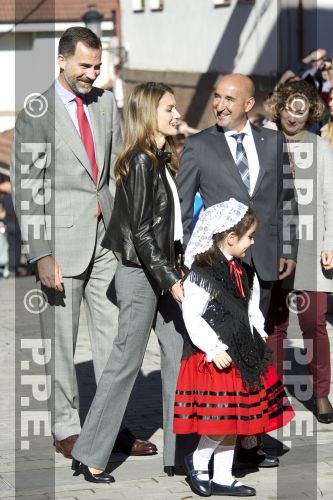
236, 445, 279, 468
72, 458, 115, 483
164, 466, 175, 476
211, 480, 256, 496
184, 453, 211, 496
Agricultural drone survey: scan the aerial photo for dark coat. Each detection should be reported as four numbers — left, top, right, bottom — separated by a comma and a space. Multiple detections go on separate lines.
177, 124, 298, 282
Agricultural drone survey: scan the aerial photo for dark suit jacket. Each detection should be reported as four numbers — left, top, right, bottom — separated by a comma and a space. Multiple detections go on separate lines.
177, 123, 298, 282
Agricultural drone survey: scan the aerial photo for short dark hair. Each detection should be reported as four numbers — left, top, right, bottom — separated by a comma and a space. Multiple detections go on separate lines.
58, 27, 102, 57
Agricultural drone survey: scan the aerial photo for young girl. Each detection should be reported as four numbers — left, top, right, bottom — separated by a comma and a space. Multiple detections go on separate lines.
174, 198, 295, 497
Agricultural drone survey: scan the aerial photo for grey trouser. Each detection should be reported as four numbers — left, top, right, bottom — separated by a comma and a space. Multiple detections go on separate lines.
39, 218, 119, 440
72, 260, 184, 468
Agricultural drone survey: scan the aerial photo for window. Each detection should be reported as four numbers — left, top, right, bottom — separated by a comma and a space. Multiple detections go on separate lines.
214, 0, 231, 6
132, 0, 145, 12
150, 0, 164, 10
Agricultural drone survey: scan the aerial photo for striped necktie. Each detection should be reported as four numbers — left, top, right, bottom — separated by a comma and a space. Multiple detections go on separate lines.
231, 133, 250, 192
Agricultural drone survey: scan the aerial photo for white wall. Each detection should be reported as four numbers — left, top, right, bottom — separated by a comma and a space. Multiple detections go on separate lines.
121, 0, 333, 75
121, 0, 278, 74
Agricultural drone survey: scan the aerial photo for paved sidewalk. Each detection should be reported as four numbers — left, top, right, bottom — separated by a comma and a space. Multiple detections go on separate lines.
1, 276, 333, 499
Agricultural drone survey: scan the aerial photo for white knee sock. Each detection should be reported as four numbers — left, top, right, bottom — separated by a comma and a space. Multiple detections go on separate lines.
192, 435, 220, 481
212, 444, 243, 486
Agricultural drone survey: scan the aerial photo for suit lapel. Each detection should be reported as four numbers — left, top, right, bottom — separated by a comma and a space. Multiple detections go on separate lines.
52, 90, 95, 181
251, 124, 268, 198
86, 90, 106, 184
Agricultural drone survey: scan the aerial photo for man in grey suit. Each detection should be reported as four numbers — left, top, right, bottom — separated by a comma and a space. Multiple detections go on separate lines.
11, 27, 156, 459
177, 73, 297, 466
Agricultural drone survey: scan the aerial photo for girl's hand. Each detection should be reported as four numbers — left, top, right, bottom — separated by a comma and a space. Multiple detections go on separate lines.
213, 351, 232, 370
171, 279, 184, 303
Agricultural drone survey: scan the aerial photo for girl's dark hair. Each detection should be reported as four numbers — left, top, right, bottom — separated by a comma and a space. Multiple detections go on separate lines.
195, 208, 257, 266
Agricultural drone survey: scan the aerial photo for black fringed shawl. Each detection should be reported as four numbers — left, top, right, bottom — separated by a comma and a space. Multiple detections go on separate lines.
182, 250, 271, 389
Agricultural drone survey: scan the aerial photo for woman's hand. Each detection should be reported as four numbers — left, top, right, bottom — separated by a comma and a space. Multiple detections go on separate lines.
212, 351, 232, 370
321, 250, 333, 270
171, 279, 184, 303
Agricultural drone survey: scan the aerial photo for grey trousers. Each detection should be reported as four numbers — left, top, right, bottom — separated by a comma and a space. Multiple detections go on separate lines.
72, 260, 185, 468
39, 218, 119, 440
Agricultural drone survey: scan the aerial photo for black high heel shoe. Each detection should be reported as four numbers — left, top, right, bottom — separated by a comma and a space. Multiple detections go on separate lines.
72, 458, 115, 483
316, 398, 333, 424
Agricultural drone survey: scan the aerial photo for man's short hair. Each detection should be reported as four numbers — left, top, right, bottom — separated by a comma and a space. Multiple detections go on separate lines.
58, 27, 102, 56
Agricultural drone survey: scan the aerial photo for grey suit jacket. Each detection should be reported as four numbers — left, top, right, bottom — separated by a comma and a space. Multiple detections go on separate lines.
11, 85, 122, 276
177, 124, 298, 282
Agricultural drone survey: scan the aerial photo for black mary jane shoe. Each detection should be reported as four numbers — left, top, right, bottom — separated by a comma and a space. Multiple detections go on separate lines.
210, 479, 256, 496
72, 458, 115, 483
164, 466, 175, 477
184, 453, 211, 497
236, 445, 279, 468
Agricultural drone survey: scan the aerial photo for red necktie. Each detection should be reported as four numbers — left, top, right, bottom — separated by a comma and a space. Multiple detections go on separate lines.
75, 95, 100, 215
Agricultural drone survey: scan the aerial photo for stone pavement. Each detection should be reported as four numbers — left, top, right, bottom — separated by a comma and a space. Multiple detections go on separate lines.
0, 276, 333, 499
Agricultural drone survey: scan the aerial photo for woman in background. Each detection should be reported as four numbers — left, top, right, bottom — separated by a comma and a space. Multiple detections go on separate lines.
267, 80, 333, 423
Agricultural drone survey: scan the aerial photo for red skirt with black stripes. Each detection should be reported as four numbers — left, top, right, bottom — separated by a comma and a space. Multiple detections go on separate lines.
173, 352, 295, 436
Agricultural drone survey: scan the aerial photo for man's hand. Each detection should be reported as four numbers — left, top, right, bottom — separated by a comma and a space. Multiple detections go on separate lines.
213, 351, 232, 370
37, 255, 64, 292
171, 279, 184, 303
321, 250, 333, 271
279, 257, 296, 280
302, 48, 326, 65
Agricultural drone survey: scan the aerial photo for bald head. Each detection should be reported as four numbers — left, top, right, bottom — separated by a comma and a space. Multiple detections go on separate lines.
216, 74, 255, 99
213, 73, 256, 131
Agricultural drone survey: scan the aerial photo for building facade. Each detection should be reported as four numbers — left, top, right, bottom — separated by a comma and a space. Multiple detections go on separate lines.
120, 0, 333, 128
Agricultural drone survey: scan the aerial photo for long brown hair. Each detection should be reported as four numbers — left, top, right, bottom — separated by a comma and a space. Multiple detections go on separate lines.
195, 208, 257, 266
115, 82, 178, 185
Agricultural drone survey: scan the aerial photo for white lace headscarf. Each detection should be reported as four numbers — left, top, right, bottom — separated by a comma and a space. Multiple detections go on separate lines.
184, 198, 249, 268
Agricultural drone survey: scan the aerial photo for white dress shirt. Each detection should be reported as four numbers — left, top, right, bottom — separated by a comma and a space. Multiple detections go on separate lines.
165, 167, 183, 242
224, 120, 260, 196
182, 254, 267, 362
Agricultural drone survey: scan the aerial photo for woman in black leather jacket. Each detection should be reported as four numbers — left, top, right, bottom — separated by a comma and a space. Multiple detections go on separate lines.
72, 82, 185, 482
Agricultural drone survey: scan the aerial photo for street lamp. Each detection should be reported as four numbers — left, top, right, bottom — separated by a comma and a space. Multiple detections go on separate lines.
82, 5, 104, 38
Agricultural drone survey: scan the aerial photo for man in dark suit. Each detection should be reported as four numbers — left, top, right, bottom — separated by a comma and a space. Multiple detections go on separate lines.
11, 27, 156, 460
177, 73, 297, 466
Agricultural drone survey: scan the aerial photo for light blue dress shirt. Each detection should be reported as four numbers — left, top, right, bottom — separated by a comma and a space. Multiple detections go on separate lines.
54, 78, 96, 143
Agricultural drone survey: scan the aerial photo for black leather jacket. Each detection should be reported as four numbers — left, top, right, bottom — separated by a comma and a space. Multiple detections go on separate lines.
102, 149, 180, 291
